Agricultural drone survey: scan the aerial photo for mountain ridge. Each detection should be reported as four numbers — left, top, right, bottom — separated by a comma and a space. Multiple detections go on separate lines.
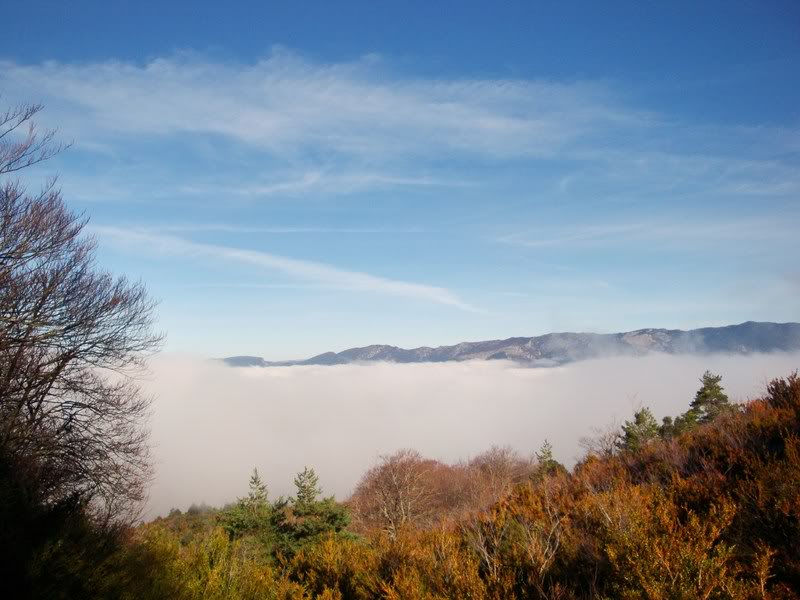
223, 321, 800, 368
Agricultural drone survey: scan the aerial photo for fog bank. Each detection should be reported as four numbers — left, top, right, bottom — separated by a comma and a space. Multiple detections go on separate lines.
143, 353, 800, 518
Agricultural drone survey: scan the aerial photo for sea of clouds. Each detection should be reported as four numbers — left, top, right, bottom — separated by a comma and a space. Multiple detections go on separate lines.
141, 352, 800, 518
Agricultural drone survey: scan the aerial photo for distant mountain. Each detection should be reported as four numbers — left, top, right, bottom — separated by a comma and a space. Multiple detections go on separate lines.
223, 356, 270, 367
223, 321, 800, 369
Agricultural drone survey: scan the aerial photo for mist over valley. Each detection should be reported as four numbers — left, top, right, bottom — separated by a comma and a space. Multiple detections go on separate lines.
146, 349, 800, 517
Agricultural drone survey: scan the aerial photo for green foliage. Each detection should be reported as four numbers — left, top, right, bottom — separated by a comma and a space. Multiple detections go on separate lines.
662, 409, 699, 438
534, 439, 566, 478
217, 469, 276, 564
659, 414, 675, 438
660, 371, 732, 439
690, 370, 733, 424
618, 407, 660, 452
293, 466, 322, 509
215, 467, 354, 563
220, 469, 272, 539
272, 468, 352, 558
246, 469, 269, 507
535, 439, 555, 465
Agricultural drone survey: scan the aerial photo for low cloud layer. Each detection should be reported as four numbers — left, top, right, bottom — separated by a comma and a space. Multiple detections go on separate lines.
143, 353, 800, 518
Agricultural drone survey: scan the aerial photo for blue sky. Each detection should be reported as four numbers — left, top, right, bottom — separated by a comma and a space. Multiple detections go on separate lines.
2, 1, 798, 358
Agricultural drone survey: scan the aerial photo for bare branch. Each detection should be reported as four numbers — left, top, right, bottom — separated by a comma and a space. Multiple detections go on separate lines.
0, 102, 160, 523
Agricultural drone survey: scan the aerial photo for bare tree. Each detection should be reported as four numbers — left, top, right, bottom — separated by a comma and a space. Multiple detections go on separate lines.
467, 445, 536, 507
350, 449, 437, 538
579, 419, 622, 460
0, 101, 70, 175
512, 479, 567, 596
0, 102, 162, 524
350, 446, 542, 537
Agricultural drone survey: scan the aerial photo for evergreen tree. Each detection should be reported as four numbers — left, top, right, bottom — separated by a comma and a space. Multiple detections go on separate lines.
659, 415, 675, 439
271, 467, 351, 557
220, 468, 271, 541
536, 440, 556, 468
618, 407, 660, 452
690, 371, 732, 423
671, 410, 699, 436
246, 469, 267, 507
244, 468, 269, 516
293, 467, 321, 510
534, 439, 566, 477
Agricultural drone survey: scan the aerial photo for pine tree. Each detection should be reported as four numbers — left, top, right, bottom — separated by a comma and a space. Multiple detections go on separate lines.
536, 440, 555, 467
244, 468, 269, 516
293, 466, 321, 509
220, 468, 271, 540
659, 415, 675, 439
535, 439, 565, 477
672, 410, 699, 436
618, 407, 660, 452
271, 466, 351, 557
690, 371, 732, 423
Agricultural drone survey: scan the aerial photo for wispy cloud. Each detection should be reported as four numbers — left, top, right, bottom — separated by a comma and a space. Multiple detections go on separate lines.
91, 226, 477, 311
0, 50, 642, 160
53, 169, 457, 204
2, 50, 797, 204
168, 282, 354, 290
146, 224, 431, 234
498, 216, 800, 251
176, 171, 462, 198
